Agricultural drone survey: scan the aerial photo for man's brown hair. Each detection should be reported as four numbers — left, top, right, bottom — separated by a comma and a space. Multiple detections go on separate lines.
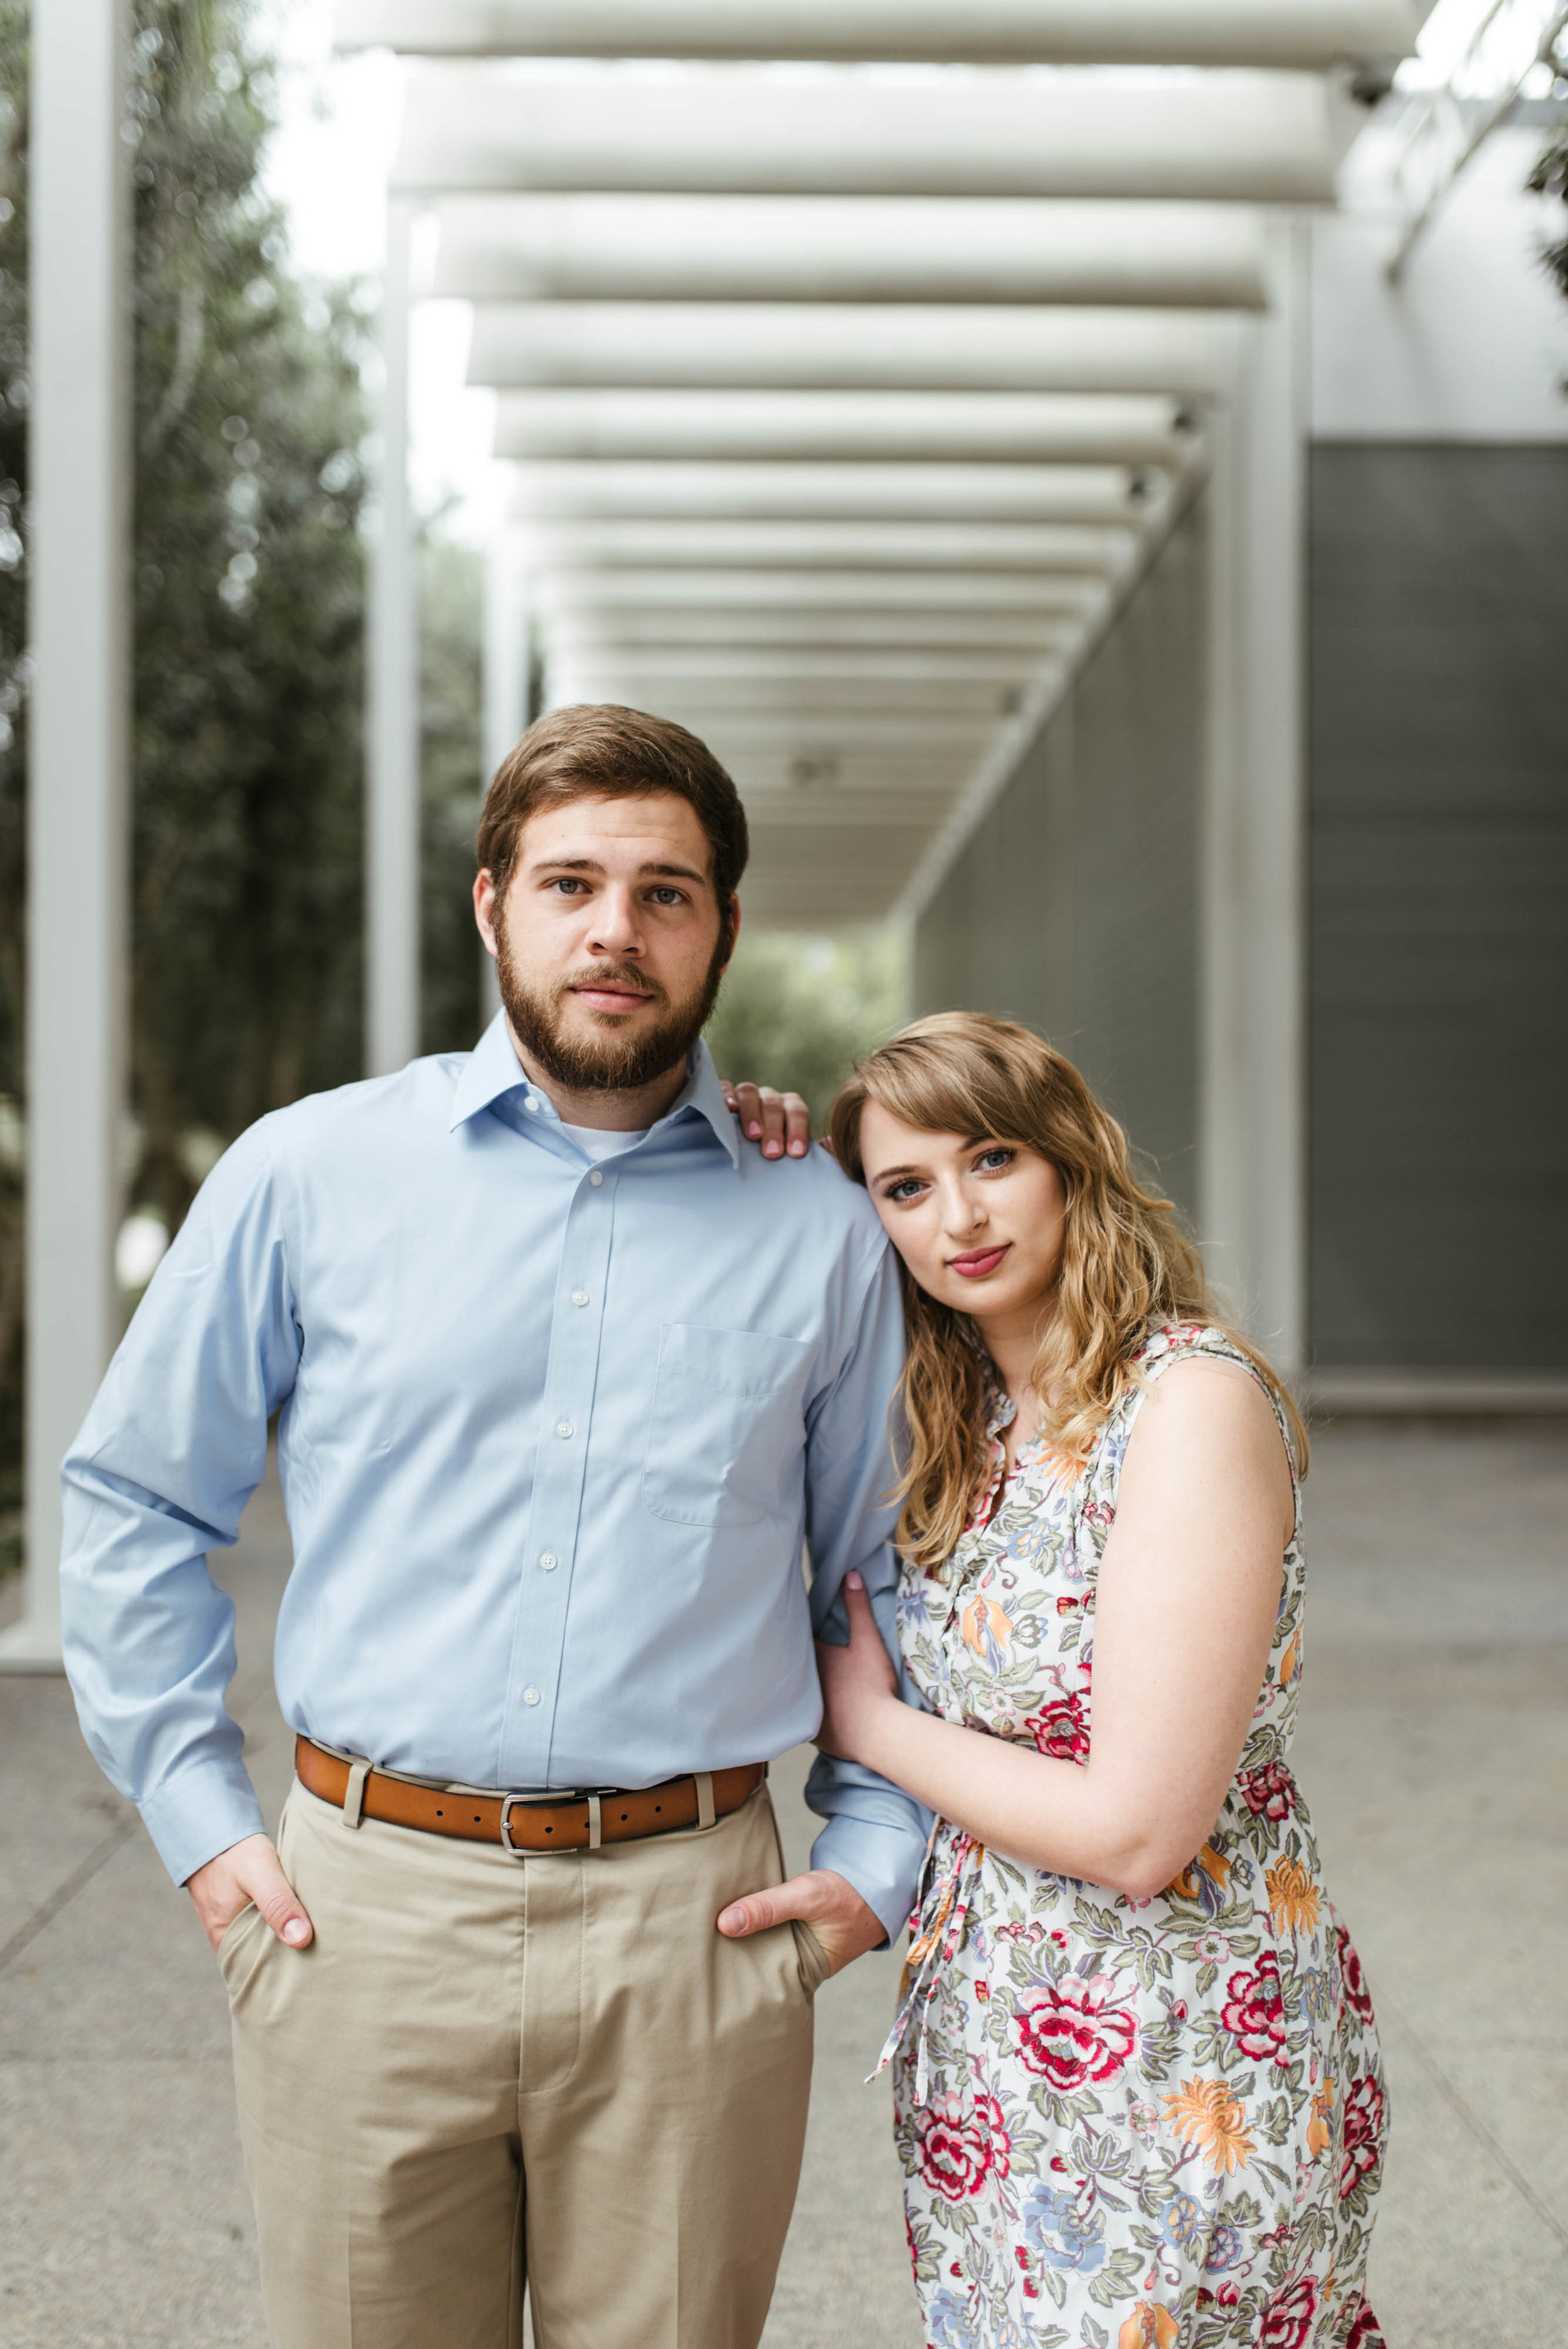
477, 703, 750, 920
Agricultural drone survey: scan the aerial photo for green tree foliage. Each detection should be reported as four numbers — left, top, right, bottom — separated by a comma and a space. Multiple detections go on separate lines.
703, 928, 906, 1130
1527, 22, 1568, 300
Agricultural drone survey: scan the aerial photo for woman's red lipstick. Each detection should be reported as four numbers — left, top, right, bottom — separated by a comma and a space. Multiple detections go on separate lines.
948, 1243, 1010, 1280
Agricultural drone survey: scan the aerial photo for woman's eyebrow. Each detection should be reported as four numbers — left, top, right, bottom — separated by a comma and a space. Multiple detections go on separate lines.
870, 1162, 919, 1184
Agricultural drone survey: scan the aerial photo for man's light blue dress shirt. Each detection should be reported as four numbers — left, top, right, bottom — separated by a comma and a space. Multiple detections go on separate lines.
60, 1020, 930, 1938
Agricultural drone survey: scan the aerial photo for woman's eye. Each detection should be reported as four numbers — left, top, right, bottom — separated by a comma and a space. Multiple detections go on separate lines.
977, 1147, 1015, 1172
886, 1178, 924, 1203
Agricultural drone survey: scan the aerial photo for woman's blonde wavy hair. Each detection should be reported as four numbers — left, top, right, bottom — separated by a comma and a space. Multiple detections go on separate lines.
829, 1012, 1306, 1575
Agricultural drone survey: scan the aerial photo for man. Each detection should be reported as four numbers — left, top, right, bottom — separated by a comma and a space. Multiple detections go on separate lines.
60, 705, 928, 2349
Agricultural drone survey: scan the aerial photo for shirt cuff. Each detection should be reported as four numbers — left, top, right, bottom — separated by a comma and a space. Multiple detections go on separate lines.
137, 1753, 268, 1887
808, 1809, 928, 1946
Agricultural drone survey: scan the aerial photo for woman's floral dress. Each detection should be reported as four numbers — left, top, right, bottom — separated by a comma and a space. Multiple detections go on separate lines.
888, 1325, 1387, 2349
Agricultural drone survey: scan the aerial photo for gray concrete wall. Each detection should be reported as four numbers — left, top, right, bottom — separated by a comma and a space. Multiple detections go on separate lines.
913, 494, 1208, 1216
1308, 443, 1568, 1372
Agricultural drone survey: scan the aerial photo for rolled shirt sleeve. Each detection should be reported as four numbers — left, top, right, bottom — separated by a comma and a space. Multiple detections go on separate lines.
800, 1247, 932, 1942
60, 1120, 300, 1886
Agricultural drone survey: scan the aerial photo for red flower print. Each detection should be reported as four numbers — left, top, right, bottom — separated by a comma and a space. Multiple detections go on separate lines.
914, 2089, 1011, 2202
1340, 2072, 1385, 2200
1015, 1972, 1136, 2094
1344, 2300, 1387, 2349
1258, 2273, 1318, 2349
1334, 1919, 1377, 2025
1237, 1761, 1298, 1823
1025, 1670, 1093, 1764
1221, 1951, 1287, 2064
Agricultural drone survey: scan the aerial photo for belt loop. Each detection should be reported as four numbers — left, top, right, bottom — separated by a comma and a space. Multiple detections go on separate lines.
694, 1771, 716, 1832
341, 1759, 369, 1830
586, 1791, 602, 1852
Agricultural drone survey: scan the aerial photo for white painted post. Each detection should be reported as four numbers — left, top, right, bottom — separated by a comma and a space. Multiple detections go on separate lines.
366, 194, 420, 1076
1200, 218, 1308, 1375
0, 0, 132, 1671
479, 524, 529, 1021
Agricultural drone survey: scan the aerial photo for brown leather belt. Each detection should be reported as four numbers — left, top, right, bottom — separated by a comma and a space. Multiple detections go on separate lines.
295, 1736, 766, 1856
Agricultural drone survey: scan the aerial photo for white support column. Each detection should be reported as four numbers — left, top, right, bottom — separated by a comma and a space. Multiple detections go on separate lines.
366, 194, 421, 1076
1200, 217, 1308, 1375
1, 0, 132, 1671
479, 525, 529, 1021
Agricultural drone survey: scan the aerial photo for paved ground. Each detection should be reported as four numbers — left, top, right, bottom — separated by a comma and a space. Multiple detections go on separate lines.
1, 1421, 1564, 2346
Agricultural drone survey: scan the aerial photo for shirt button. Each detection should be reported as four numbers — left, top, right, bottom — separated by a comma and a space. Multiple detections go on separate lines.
555, 1419, 573, 1440
525, 1096, 540, 1113
522, 1686, 541, 1707
588, 1169, 603, 1187
539, 1551, 558, 1571
571, 1288, 589, 1307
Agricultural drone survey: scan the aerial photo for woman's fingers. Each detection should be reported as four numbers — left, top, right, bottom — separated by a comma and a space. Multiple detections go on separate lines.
718, 1080, 813, 1159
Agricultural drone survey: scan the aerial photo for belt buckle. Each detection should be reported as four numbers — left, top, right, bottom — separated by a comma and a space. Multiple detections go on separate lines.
499, 1789, 604, 1855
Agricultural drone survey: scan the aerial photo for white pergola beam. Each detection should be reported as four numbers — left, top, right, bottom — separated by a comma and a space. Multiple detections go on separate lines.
511, 461, 1154, 523
432, 194, 1269, 309
495, 390, 1194, 465
518, 517, 1135, 571
536, 568, 1101, 612
544, 610, 1080, 651
394, 66, 1342, 204
339, 1, 1418, 71
467, 303, 1226, 395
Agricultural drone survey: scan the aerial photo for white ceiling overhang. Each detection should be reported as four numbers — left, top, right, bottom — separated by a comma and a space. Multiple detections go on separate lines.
351, 9, 1419, 925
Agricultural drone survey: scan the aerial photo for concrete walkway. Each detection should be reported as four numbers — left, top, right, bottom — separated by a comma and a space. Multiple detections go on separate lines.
1, 1422, 1564, 2346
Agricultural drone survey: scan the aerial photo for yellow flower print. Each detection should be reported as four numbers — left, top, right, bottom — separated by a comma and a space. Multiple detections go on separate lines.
1165, 1841, 1231, 1909
1266, 1856, 1322, 1935
1118, 2301, 1180, 2348
1308, 2076, 1335, 2160
1162, 2077, 1256, 2175
960, 1592, 1012, 1669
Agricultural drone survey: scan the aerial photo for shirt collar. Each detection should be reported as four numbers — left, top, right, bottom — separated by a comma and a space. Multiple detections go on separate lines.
448, 1012, 740, 1169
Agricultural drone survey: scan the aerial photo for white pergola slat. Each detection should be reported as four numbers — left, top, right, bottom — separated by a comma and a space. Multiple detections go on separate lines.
536, 568, 1101, 610
430, 194, 1269, 309
510, 462, 1153, 523
547, 610, 1080, 650
337, 1, 1418, 71
494, 390, 1195, 464
392, 66, 1343, 204
466, 303, 1226, 394
519, 519, 1135, 571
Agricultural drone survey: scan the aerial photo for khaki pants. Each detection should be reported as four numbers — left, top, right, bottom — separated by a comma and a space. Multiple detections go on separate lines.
220, 1777, 828, 2349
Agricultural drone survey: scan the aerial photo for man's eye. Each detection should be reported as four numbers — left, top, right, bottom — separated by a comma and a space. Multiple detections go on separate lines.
551, 877, 588, 894
649, 886, 685, 906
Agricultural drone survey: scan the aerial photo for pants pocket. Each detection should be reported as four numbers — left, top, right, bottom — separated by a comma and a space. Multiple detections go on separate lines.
215, 1899, 266, 1997
792, 1918, 832, 1996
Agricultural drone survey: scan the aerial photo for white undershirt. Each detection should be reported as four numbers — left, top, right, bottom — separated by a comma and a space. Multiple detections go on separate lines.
558, 1120, 650, 1163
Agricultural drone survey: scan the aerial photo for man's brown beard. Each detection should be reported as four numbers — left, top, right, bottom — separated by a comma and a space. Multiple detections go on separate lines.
492, 911, 729, 1096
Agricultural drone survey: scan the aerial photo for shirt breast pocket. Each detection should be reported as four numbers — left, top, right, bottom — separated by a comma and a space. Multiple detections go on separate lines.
643, 1322, 813, 1529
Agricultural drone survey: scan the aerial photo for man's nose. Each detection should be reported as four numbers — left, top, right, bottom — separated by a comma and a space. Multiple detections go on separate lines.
587, 889, 644, 955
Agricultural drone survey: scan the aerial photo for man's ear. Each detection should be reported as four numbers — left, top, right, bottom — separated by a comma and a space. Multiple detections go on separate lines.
474, 868, 499, 956
720, 894, 742, 968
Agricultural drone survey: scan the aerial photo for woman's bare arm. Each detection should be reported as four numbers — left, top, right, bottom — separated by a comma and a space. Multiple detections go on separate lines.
817, 1359, 1293, 1901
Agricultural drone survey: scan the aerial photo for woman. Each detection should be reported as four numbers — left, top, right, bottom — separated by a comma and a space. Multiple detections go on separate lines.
813, 1014, 1385, 2349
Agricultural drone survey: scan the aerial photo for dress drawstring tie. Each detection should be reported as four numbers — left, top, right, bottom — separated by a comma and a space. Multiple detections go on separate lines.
871, 1822, 983, 2108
